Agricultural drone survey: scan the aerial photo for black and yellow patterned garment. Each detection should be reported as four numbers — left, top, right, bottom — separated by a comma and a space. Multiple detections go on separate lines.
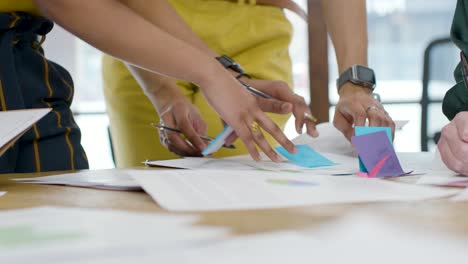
443, 0, 468, 120
0, 7, 88, 172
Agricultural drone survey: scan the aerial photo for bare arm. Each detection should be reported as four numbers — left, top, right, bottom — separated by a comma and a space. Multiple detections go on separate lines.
322, 0, 395, 140
322, 0, 368, 74
34, 0, 219, 86
33, 0, 297, 161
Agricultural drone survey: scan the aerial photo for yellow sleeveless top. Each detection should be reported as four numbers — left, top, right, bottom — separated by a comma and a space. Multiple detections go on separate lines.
0, 1, 40, 16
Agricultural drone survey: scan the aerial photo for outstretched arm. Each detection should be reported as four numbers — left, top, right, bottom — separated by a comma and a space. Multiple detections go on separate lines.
33, 0, 296, 161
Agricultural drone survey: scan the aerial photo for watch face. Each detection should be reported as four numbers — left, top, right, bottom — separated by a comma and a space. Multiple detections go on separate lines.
355, 66, 376, 88
356, 66, 374, 81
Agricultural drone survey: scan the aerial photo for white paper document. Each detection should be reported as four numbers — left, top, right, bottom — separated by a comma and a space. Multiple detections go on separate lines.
13, 169, 141, 191
0, 108, 51, 156
146, 153, 357, 175
0, 207, 227, 263
452, 188, 468, 202
146, 157, 308, 171
0, 192, 5, 197
130, 170, 458, 212
183, 214, 468, 264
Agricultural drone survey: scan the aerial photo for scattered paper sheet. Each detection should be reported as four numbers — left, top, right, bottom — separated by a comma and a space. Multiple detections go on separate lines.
451, 188, 468, 202
146, 152, 357, 175
352, 131, 406, 178
184, 214, 468, 264
13, 170, 141, 191
130, 169, 458, 212
202, 126, 234, 156
0, 109, 51, 156
0, 192, 5, 198
417, 175, 467, 186
0, 207, 227, 263
146, 157, 307, 171
275, 145, 335, 168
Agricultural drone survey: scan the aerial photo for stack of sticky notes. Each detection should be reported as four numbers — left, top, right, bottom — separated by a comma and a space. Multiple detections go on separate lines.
352, 127, 408, 178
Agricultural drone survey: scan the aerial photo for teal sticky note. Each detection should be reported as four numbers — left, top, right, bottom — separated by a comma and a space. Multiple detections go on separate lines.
355, 127, 392, 172
275, 145, 335, 168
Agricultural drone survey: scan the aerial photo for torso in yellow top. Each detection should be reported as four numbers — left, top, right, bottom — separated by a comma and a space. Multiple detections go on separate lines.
0, 0, 40, 16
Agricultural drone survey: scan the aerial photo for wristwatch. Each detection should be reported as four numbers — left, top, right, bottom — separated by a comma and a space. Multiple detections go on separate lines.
216, 55, 250, 79
337, 65, 376, 92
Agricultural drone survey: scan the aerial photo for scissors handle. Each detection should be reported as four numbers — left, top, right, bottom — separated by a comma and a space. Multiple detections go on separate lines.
150, 123, 236, 149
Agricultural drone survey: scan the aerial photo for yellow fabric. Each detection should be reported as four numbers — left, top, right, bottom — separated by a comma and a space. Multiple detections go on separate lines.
0, 1, 40, 16
102, 0, 293, 167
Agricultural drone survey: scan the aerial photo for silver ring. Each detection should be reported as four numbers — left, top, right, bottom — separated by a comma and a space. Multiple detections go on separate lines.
366, 106, 379, 113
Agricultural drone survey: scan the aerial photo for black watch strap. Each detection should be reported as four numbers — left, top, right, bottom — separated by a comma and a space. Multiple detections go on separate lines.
216, 55, 245, 75
337, 65, 376, 92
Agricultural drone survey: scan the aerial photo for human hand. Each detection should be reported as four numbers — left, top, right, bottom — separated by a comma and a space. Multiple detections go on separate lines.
223, 78, 319, 146
437, 111, 468, 176
199, 71, 297, 162
157, 96, 208, 157
333, 83, 395, 141
244, 79, 319, 137
141, 76, 208, 157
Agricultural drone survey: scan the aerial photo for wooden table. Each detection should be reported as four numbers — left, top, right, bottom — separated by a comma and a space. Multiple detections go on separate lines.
1, 170, 468, 238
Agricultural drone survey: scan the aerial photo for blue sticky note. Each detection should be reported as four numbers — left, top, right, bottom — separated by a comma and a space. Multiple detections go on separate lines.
355, 127, 392, 172
202, 126, 234, 156
275, 145, 335, 168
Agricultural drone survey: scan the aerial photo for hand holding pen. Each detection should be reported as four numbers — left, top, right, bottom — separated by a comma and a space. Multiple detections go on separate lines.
223, 78, 320, 147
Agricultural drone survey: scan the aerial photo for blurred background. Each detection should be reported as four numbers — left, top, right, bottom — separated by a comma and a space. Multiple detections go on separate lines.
42, 0, 459, 169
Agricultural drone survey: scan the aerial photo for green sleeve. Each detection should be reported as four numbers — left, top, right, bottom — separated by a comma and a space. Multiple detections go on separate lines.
443, 0, 468, 120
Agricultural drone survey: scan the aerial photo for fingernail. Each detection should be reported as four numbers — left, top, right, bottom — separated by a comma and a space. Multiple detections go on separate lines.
281, 103, 292, 111
292, 146, 298, 154
312, 130, 319, 138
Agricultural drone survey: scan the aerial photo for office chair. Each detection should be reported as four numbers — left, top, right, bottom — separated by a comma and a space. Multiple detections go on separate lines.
421, 37, 458, 151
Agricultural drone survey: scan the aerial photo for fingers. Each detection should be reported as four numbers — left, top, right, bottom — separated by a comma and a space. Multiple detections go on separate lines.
455, 112, 468, 143
333, 111, 354, 141
164, 131, 202, 157
247, 121, 282, 162
353, 106, 368, 127
438, 136, 468, 176
250, 79, 319, 137
178, 116, 206, 151
333, 102, 365, 141
224, 131, 238, 146
255, 112, 297, 155
256, 97, 292, 114
366, 105, 396, 139
233, 122, 261, 161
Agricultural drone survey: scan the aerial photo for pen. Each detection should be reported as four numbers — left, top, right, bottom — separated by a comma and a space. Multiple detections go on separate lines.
238, 79, 273, 99
150, 123, 236, 149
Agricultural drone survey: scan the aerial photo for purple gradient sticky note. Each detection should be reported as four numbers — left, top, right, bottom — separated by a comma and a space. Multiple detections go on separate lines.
351, 131, 405, 178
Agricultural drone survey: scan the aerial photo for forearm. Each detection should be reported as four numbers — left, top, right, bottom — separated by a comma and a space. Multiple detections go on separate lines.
322, 0, 368, 73
126, 66, 185, 113
34, 0, 222, 87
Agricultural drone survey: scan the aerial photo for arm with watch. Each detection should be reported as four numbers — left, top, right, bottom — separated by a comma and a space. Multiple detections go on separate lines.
323, 0, 395, 141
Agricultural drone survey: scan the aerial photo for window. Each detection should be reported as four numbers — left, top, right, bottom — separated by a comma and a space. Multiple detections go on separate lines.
43, 0, 459, 169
